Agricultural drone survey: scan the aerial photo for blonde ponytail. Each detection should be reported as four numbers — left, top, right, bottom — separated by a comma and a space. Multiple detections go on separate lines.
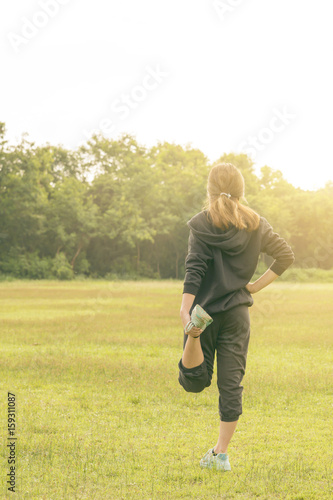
204, 163, 260, 232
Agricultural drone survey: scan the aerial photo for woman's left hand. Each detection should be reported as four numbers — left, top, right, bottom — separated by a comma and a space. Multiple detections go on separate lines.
186, 325, 203, 338
180, 307, 202, 337
180, 312, 202, 337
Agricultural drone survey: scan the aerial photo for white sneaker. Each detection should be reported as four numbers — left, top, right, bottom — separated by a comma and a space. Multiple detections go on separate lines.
200, 448, 231, 471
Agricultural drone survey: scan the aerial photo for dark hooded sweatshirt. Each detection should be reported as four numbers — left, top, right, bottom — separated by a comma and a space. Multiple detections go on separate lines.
183, 210, 295, 315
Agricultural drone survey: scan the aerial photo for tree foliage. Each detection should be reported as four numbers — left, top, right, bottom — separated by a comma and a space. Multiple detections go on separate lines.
0, 123, 332, 279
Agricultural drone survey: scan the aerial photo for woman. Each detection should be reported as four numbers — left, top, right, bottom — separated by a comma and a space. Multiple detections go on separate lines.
178, 162, 294, 471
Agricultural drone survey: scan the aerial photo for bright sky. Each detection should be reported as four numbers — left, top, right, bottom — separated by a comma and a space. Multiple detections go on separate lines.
1, 0, 332, 191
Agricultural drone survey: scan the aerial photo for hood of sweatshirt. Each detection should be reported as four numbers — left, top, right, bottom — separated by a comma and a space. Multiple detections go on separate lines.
187, 210, 256, 256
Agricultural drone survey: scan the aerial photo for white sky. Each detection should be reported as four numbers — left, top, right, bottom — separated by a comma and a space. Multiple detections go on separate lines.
1, 0, 332, 191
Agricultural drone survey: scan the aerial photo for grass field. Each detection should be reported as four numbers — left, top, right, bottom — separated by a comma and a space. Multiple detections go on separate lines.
0, 280, 332, 499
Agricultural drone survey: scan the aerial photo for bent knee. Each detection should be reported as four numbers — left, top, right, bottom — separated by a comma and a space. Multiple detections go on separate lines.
178, 375, 211, 393
182, 382, 207, 394
178, 358, 212, 393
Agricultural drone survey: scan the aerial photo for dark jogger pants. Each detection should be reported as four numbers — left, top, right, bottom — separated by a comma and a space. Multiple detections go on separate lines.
178, 305, 251, 422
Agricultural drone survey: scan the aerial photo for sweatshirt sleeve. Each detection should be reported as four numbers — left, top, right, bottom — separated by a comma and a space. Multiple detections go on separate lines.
183, 230, 213, 295
260, 217, 295, 275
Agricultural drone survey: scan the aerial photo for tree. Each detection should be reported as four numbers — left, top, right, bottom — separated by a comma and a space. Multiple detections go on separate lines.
44, 177, 98, 270
1, 120, 332, 279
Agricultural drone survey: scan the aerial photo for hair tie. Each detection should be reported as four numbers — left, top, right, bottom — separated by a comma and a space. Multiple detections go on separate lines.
220, 192, 231, 198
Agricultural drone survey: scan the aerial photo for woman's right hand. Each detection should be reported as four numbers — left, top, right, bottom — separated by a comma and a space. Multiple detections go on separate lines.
245, 282, 256, 294
245, 270, 279, 294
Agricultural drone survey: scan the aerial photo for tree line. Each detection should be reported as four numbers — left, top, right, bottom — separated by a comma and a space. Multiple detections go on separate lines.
0, 121, 332, 280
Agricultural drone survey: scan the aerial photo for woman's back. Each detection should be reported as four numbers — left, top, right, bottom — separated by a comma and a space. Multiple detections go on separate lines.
183, 210, 294, 315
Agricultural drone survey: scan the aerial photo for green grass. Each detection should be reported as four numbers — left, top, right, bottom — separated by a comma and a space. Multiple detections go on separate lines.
0, 280, 332, 499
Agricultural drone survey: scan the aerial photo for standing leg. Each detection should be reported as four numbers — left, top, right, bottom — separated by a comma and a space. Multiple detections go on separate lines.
215, 306, 251, 451
213, 420, 238, 454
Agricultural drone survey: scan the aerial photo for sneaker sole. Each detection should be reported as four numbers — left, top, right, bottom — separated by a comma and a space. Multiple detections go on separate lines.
200, 462, 231, 471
